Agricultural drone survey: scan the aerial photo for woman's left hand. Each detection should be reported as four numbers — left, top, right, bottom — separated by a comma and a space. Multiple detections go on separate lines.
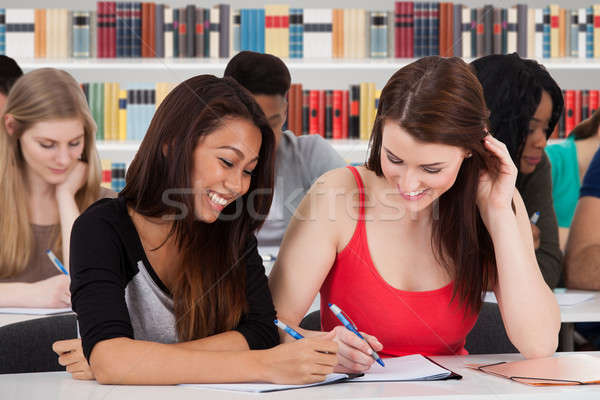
52, 339, 94, 380
55, 161, 88, 198
476, 135, 518, 220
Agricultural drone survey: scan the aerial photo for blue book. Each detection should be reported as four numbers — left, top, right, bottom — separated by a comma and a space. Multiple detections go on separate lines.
543, 7, 550, 58
132, 2, 142, 57
570, 10, 578, 58
249, 9, 257, 52
232, 9, 240, 53
289, 8, 303, 58
370, 11, 388, 58
586, 7, 594, 59
241, 9, 250, 51
413, 3, 422, 58
116, 2, 124, 57
256, 8, 265, 53
72, 11, 90, 58
423, 3, 430, 56
0, 9, 5, 55
173, 8, 179, 57
429, 2, 439, 56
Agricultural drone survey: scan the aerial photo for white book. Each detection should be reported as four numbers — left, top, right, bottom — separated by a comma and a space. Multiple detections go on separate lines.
356, 9, 366, 58
343, 8, 351, 58
462, 6, 471, 59
45, 9, 54, 58
507, 7, 517, 54
303, 8, 319, 58
527, 8, 536, 59
164, 7, 173, 58
59, 9, 68, 59
579, 8, 587, 59
535, 8, 543, 59
210, 7, 220, 59
6, 9, 35, 59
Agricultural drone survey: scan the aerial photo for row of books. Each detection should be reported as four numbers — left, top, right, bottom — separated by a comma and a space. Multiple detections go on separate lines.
555, 89, 600, 138
101, 160, 126, 192
5, 2, 600, 59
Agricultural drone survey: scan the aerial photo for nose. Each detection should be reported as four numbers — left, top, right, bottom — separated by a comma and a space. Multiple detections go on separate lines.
399, 168, 420, 192
224, 170, 244, 196
530, 128, 548, 149
55, 146, 72, 167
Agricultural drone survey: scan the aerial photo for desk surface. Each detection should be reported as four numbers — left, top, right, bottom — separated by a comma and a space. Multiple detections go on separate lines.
1, 353, 599, 400
558, 291, 600, 323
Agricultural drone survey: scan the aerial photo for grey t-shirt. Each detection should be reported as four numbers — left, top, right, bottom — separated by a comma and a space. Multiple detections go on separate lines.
257, 131, 347, 247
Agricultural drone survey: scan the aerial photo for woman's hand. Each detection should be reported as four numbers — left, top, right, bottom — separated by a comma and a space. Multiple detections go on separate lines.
259, 331, 338, 384
476, 135, 518, 223
55, 161, 88, 199
327, 326, 383, 373
28, 275, 71, 308
52, 339, 94, 380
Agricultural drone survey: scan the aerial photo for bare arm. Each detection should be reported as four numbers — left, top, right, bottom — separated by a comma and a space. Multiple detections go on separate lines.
565, 196, 600, 290
0, 276, 70, 308
56, 190, 80, 271
491, 192, 561, 358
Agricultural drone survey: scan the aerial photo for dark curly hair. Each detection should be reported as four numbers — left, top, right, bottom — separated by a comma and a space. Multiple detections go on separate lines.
470, 53, 563, 171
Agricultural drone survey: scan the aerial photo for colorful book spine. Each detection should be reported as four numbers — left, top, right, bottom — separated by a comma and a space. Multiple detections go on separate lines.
210, 6, 219, 58
0, 8, 5, 55
118, 89, 127, 141
452, 4, 462, 57
507, 7, 517, 54
302, 90, 309, 135
132, 2, 141, 57
218, 4, 230, 58
549, 5, 559, 58
542, 7, 550, 58
579, 8, 586, 59
289, 8, 302, 58
569, 9, 577, 58
101, 159, 112, 189
232, 9, 240, 54
164, 6, 173, 58
517, 4, 528, 57
428, 2, 438, 56
370, 11, 387, 58
587, 6, 594, 58
185, 5, 194, 57
155, 4, 164, 57
595, 5, 600, 58
461, 6, 471, 58
72, 11, 90, 58
5, 9, 35, 58
195, 8, 204, 58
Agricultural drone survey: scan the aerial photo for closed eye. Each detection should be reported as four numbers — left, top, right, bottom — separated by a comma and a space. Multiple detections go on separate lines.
69, 140, 82, 147
387, 154, 403, 164
219, 158, 233, 168
423, 167, 441, 174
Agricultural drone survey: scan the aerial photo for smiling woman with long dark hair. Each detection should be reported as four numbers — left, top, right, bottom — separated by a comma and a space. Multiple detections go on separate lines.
53, 75, 338, 385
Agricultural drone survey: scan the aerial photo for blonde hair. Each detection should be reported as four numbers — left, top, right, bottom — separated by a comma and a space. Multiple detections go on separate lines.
0, 68, 101, 278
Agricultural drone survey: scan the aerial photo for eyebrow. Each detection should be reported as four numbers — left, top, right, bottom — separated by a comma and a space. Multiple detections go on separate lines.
384, 146, 447, 167
218, 145, 259, 162
36, 134, 84, 142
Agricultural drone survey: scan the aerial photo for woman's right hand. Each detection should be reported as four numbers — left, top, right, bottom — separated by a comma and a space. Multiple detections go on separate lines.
328, 325, 383, 374
259, 331, 338, 384
28, 275, 71, 308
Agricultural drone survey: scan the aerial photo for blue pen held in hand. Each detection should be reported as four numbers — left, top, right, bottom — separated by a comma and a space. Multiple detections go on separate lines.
274, 319, 304, 340
530, 211, 540, 225
328, 303, 385, 367
46, 249, 68, 275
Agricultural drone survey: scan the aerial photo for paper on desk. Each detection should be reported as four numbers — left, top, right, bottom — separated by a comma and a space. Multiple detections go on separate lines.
349, 354, 451, 382
483, 291, 596, 307
0, 307, 72, 315
180, 373, 348, 393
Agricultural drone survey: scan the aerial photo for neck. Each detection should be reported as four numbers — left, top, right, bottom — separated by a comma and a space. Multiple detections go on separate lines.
24, 167, 55, 199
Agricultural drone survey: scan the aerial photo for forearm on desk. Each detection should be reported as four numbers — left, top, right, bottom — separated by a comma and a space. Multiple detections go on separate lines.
0, 282, 32, 307
565, 245, 600, 290
172, 330, 249, 351
90, 337, 265, 385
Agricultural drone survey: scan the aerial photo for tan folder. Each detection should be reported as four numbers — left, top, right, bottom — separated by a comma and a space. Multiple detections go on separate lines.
472, 354, 600, 386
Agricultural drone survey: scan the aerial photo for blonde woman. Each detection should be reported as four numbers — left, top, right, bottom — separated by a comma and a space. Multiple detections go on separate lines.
0, 68, 115, 308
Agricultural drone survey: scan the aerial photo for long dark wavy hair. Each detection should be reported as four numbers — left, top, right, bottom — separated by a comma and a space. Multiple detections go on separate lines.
121, 75, 275, 341
471, 53, 564, 172
366, 56, 501, 314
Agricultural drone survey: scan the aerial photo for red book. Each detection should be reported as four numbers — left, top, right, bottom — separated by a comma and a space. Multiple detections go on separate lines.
394, 2, 402, 57
590, 90, 599, 116
318, 90, 326, 137
108, 2, 117, 58
332, 90, 343, 139
287, 85, 295, 134
309, 90, 319, 135
574, 90, 582, 126
97, 2, 105, 58
565, 90, 575, 137
341, 90, 349, 139
141, 3, 149, 57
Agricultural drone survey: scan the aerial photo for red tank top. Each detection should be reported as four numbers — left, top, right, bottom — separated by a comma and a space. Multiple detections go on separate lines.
320, 166, 478, 357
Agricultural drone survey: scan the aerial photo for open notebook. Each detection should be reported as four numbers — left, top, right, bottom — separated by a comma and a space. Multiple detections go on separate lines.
181, 354, 459, 392
471, 354, 600, 386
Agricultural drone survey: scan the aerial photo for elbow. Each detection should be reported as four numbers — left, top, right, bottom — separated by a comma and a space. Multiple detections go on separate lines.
519, 336, 558, 360
91, 362, 117, 385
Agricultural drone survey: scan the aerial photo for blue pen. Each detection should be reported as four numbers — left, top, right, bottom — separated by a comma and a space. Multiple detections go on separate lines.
530, 211, 540, 225
274, 319, 304, 340
46, 250, 68, 275
328, 303, 385, 367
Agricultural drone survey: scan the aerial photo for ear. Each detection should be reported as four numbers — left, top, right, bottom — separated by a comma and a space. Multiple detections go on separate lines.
4, 114, 17, 136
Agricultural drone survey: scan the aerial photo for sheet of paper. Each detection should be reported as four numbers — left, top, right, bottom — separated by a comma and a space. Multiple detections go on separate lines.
180, 373, 348, 393
349, 354, 451, 382
0, 307, 72, 315
484, 291, 596, 307
258, 246, 279, 262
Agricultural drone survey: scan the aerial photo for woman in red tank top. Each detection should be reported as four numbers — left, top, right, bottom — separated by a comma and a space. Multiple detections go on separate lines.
269, 56, 560, 374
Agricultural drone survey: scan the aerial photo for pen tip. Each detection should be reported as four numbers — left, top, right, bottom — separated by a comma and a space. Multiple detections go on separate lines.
377, 359, 385, 367
327, 303, 332, 307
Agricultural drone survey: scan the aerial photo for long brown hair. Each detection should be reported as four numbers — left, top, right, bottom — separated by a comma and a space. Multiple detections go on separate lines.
0, 68, 101, 277
121, 75, 275, 341
366, 56, 500, 313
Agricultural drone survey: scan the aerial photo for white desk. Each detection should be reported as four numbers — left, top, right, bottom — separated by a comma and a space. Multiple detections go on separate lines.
1, 353, 599, 400
555, 290, 600, 351
0, 313, 46, 328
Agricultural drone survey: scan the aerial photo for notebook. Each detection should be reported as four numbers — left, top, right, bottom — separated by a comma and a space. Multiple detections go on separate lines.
350, 354, 459, 382
181, 354, 460, 392
0, 307, 72, 315
471, 354, 600, 386
180, 373, 349, 393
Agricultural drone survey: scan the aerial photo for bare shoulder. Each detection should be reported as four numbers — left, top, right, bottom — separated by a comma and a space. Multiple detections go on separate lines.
310, 165, 357, 191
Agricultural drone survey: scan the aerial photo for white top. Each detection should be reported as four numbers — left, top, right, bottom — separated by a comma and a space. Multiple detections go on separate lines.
1, 353, 599, 399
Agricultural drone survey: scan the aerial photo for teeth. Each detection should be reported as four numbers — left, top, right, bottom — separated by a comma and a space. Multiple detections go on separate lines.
208, 191, 227, 206
406, 189, 425, 197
